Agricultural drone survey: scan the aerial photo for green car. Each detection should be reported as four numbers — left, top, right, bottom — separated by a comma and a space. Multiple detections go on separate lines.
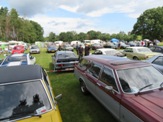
123, 47, 161, 60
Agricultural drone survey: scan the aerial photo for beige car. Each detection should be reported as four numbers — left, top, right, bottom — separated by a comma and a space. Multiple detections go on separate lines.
123, 47, 160, 60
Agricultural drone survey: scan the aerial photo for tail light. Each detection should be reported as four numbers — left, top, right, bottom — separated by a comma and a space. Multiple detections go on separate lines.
58, 64, 64, 67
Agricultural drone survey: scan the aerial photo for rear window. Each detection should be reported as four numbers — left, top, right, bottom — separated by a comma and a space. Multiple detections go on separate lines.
58, 53, 77, 59
0, 80, 51, 121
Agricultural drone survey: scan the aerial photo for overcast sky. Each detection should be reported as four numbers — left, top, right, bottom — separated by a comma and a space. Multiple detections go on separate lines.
0, 0, 163, 37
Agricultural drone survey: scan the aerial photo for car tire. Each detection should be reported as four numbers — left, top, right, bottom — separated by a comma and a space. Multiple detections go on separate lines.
133, 56, 139, 60
80, 81, 89, 95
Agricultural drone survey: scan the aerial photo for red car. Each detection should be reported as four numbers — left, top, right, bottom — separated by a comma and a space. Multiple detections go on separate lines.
11, 45, 25, 54
74, 55, 163, 122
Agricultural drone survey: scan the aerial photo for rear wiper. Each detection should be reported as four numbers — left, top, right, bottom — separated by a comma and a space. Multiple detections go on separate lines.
136, 84, 153, 95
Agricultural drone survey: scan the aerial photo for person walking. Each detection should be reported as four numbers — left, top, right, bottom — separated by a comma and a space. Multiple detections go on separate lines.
84, 44, 90, 56
78, 45, 83, 61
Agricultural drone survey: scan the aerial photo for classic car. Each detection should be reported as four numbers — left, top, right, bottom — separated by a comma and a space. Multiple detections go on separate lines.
91, 43, 103, 50
29, 45, 40, 54
52, 51, 78, 72
11, 45, 25, 54
47, 45, 58, 53
74, 55, 163, 122
0, 65, 62, 122
61, 44, 74, 51
0, 53, 36, 66
92, 48, 125, 57
123, 47, 160, 60
145, 54, 163, 73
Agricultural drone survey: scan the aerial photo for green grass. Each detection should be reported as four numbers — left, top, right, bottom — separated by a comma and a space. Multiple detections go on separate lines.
0, 48, 117, 122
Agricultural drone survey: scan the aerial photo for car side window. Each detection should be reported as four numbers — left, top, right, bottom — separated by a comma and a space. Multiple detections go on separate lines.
124, 48, 133, 52
153, 56, 163, 66
87, 62, 102, 79
100, 67, 118, 91
79, 59, 91, 70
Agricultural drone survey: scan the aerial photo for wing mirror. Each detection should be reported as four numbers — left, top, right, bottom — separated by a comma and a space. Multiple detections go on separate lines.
105, 86, 114, 93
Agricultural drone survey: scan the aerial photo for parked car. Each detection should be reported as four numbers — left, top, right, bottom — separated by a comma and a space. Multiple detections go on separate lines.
91, 43, 103, 50
0, 53, 36, 66
61, 44, 74, 51
74, 55, 163, 122
145, 54, 163, 73
150, 46, 163, 53
103, 42, 117, 49
11, 45, 25, 54
123, 47, 160, 60
52, 51, 78, 72
47, 45, 58, 53
92, 48, 125, 57
0, 65, 62, 122
29, 45, 40, 54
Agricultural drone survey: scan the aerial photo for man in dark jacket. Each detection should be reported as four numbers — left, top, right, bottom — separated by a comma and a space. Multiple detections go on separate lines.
78, 45, 83, 61
84, 44, 90, 56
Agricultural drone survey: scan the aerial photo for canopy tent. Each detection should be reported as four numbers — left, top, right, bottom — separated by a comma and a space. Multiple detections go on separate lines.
110, 38, 119, 43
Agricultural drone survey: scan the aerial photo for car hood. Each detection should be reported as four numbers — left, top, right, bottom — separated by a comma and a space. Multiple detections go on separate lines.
17, 109, 62, 122
126, 90, 163, 120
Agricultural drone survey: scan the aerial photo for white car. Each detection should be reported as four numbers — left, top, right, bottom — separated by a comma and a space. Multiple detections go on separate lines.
92, 48, 125, 57
29, 45, 40, 54
0, 53, 36, 67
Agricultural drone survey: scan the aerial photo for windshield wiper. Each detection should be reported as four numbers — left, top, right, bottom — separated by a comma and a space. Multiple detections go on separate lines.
160, 82, 163, 90
136, 84, 153, 94
0, 112, 41, 121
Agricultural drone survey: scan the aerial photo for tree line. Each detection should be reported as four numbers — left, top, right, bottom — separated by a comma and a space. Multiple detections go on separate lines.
0, 6, 163, 43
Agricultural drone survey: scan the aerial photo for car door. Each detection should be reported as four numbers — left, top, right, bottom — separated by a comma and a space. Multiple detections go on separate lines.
84, 62, 102, 96
95, 66, 121, 120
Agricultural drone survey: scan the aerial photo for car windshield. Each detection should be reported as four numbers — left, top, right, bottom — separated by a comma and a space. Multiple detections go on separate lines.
31, 46, 38, 49
137, 48, 152, 52
0, 80, 51, 121
117, 66, 163, 93
58, 53, 76, 59
6, 56, 27, 62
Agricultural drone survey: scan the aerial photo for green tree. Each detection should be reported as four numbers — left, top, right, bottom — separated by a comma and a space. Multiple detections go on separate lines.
48, 32, 56, 42
132, 7, 163, 41
30, 21, 44, 41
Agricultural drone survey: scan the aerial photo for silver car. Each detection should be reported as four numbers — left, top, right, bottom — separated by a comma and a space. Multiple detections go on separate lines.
145, 54, 163, 73
52, 51, 78, 72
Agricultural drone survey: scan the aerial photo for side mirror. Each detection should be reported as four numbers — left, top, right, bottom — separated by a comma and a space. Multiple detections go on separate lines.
55, 94, 62, 101
105, 86, 113, 91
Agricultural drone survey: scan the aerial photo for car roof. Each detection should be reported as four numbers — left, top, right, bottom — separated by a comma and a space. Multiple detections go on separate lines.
84, 55, 151, 69
97, 48, 115, 51
126, 47, 148, 49
0, 65, 43, 84
56, 51, 74, 54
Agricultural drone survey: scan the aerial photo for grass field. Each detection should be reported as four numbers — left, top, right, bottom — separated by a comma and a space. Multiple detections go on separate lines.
0, 48, 117, 122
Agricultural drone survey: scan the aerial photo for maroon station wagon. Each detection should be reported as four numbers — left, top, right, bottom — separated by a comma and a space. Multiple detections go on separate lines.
74, 55, 163, 122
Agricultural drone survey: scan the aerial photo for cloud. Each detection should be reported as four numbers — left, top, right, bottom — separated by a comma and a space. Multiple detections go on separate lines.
29, 14, 95, 36
5, 0, 163, 37
7, 0, 163, 18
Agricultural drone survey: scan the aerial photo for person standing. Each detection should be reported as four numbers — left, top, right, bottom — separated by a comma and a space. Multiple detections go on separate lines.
78, 45, 83, 61
76, 42, 79, 55
84, 44, 90, 56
